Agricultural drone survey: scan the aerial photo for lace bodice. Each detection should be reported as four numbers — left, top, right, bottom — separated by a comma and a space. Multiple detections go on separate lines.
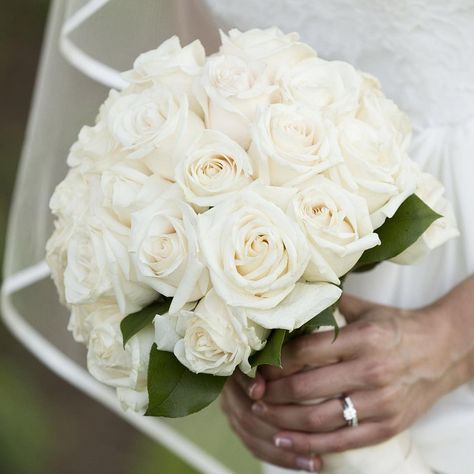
204, 0, 474, 130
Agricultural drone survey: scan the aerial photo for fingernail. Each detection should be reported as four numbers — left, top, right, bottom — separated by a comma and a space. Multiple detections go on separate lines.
296, 456, 316, 472
274, 436, 293, 448
248, 382, 257, 399
252, 401, 266, 414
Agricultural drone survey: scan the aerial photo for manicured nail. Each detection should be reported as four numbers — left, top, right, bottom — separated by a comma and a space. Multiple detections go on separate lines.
248, 382, 258, 399
252, 401, 266, 414
274, 436, 293, 448
296, 456, 316, 472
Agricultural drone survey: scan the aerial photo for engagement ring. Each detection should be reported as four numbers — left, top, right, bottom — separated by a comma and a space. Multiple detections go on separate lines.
342, 396, 359, 428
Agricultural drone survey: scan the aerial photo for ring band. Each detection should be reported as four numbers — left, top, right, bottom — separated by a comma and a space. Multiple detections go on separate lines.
342, 396, 359, 427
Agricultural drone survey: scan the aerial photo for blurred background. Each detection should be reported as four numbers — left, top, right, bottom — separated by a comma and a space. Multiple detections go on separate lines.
0, 2, 199, 473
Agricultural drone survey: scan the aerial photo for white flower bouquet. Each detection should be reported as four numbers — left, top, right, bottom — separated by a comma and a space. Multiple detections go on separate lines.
46, 28, 458, 472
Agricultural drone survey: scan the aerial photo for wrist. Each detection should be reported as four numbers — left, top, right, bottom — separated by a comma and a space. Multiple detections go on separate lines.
421, 299, 473, 390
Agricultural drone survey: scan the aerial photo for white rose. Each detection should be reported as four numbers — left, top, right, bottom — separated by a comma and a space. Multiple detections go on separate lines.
63, 212, 156, 315
359, 72, 382, 95
176, 129, 254, 208
279, 58, 363, 119
62, 224, 113, 305
116, 387, 148, 414
289, 175, 380, 284
68, 301, 118, 344
357, 91, 412, 151
232, 281, 341, 331
391, 170, 459, 264
48, 169, 177, 307
49, 168, 97, 222
107, 86, 204, 180
123, 36, 204, 84
47, 170, 100, 303
48, 169, 101, 303
219, 27, 316, 75
100, 160, 150, 225
67, 90, 121, 170
198, 186, 309, 310
196, 54, 278, 148
249, 103, 343, 186
122, 36, 205, 115
46, 218, 72, 305
67, 122, 118, 170
87, 312, 154, 392
333, 117, 416, 229
155, 289, 268, 376
130, 197, 209, 313
197, 185, 341, 329
100, 162, 174, 226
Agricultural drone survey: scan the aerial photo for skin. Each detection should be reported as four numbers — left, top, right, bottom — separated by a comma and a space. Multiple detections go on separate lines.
221, 275, 474, 472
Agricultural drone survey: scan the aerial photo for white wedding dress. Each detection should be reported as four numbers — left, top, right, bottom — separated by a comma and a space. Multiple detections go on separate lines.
1, 1, 473, 473
204, 1, 474, 474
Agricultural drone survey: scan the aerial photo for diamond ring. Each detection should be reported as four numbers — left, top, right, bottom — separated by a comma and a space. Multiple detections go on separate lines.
342, 396, 359, 428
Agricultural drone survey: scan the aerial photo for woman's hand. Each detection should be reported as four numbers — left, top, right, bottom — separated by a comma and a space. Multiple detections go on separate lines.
221, 371, 323, 472
221, 291, 472, 472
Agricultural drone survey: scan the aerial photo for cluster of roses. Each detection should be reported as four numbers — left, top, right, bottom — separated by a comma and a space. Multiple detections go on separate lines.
47, 28, 456, 413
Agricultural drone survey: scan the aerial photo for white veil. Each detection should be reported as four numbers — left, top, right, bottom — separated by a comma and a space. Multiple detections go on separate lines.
1, 1, 260, 472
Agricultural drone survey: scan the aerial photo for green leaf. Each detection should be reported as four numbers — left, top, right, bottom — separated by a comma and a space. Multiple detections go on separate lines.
355, 194, 441, 272
249, 329, 287, 369
145, 345, 227, 418
121, 297, 172, 347
291, 301, 340, 340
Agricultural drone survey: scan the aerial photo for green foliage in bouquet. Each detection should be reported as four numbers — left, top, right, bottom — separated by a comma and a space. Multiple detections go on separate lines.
120, 193, 441, 418
121, 296, 172, 347
293, 301, 341, 338
248, 301, 342, 372
146, 346, 227, 417
354, 194, 441, 272
249, 329, 287, 369
121, 296, 227, 417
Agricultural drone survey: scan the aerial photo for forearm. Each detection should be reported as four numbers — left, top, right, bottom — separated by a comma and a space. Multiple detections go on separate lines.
428, 274, 474, 390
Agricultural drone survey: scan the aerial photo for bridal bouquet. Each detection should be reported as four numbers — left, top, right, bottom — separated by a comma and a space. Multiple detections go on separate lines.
46, 27, 457, 471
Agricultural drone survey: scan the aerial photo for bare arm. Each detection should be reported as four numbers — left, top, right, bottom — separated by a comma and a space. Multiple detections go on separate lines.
428, 274, 474, 389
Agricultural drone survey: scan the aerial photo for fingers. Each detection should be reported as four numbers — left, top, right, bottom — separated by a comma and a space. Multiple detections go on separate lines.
222, 378, 275, 440
272, 421, 399, 455
256, 388, 399, 432
261, 328, 361, 381
339, 294, 385, 322
221, 379, 322, 472
251, 390, 387, 433
264, 360, 370, 403
252, 397, 347, 433
262, 313, 401, 386
232, 370, 266, 400
229, 417, 322, 472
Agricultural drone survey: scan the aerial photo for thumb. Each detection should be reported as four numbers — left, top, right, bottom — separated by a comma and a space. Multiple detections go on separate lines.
338, 293, 384, 322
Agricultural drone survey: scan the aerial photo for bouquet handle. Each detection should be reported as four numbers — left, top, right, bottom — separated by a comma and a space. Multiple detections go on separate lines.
319, 432, 433, 474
